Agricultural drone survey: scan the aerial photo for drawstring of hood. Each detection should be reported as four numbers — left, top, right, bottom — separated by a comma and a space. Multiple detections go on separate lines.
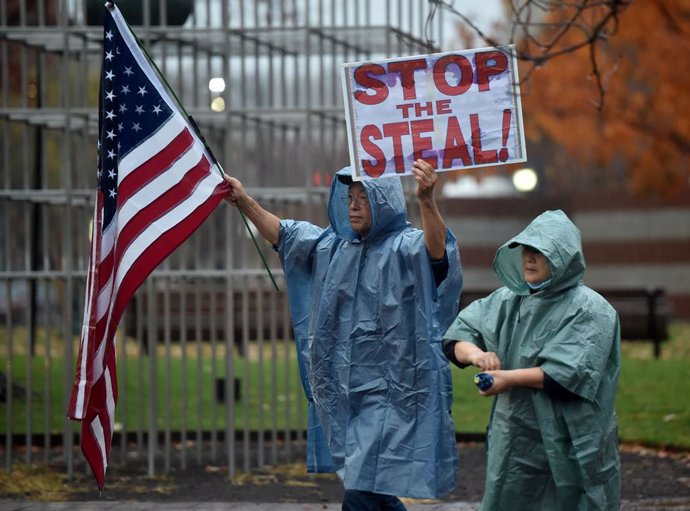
528, 278, 552, 291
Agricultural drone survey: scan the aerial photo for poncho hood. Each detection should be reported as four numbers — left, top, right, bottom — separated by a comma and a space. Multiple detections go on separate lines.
328, 167, 408, 242
493, 209, 585, 296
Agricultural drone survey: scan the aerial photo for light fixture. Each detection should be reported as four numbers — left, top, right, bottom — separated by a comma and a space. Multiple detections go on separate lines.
211, 97, 226, 112
512, 168, 538, 192
209, 77, 226, 93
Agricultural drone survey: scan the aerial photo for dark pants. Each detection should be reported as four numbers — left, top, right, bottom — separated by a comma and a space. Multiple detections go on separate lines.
342, 489, 408, 511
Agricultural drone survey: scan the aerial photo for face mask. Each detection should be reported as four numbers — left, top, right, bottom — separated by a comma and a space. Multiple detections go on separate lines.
527, 278, 551, 291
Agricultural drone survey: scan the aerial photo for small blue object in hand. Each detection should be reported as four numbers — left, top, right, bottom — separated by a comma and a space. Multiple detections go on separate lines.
474, 372, 494, 391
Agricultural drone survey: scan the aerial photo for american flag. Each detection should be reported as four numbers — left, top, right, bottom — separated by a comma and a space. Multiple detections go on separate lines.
67, 2, 228, 488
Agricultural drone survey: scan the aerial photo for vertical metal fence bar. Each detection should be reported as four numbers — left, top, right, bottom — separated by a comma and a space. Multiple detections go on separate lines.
59, 0, 76, 479
209, 275, 218, 463
19, 5, 33, 466
241, 283, 250, 471
0, 3, 5, 113
180, 280, 189, 470
300, 0, 314, 448
194, 278, 203, 464
282, 271, 292, 458
146, 280, 157, 477
256, 280, 265, 467
224, 207, 236, 478
4, 282, 13, 471
131, 295, 142, 459
25, 282, 34, 467
163, 278, 172, 473
117, 323, 127, 465
159, 2, 171, 471
43, 278, 52, 464
193, 280, 203, 464
269, 284, 278, 465
219, 0, 234, 477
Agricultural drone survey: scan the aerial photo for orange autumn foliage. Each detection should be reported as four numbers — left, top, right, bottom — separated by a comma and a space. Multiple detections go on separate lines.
520, 0, 690, 198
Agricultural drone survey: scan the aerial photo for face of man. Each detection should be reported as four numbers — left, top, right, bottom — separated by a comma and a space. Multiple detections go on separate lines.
347, 182, 372, 238
521, 245, 551, 285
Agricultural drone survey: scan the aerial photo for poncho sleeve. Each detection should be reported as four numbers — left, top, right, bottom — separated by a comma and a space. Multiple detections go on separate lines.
443, 289, 508, 354
536, 290, 620, 402
276, 219, 329, 360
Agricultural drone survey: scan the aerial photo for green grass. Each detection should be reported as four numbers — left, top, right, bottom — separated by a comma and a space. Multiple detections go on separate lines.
615, 321, 690, 448
0, 329, 307, 435
2, 322, 689, 449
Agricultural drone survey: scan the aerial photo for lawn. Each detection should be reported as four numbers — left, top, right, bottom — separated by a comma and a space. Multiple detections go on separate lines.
2, 322, 689, 449
1, 331, 308, 435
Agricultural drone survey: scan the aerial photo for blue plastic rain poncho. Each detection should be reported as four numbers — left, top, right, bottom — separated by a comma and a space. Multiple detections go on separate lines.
276, 167, 462, 498
444, 210, 620, 511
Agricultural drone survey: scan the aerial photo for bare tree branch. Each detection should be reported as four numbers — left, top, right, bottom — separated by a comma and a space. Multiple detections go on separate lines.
431, 0, 633, 106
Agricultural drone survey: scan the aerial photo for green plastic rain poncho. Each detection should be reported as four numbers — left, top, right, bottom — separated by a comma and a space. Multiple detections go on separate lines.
444, 210, 621, 511
276, 167, 462, 498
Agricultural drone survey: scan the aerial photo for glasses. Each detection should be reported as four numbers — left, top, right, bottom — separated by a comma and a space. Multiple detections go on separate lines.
346, 194, 369, 208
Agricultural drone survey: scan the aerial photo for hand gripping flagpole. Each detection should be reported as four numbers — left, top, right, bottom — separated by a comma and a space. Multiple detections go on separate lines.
106, 2, 280, 293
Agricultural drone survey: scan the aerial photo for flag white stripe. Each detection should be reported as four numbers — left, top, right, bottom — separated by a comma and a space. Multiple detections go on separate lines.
118, 142, 205, 228
91, 221, 116, 384
118, 115, 186, 182
95, 220, 116, 323
72, 200, 101, 419
91, 335, 107, 385
95, 270, 114, 325
94, 229, 116, 343
105, 367, 116, 433
111, 171, 220, 294
100, 218, 116, 263
90, 416, 108, 475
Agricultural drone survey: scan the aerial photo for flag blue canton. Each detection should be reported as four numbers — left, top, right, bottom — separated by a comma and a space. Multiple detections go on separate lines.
99, 15, 173, 227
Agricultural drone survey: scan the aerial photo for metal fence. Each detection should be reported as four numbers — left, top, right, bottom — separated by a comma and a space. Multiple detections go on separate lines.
0, 0, 446, 480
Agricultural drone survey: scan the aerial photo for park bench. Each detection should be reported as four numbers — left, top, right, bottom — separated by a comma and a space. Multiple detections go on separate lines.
459, 287, 670, 358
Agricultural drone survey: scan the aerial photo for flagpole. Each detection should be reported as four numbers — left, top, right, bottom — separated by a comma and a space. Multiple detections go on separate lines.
106, 2, 280, 293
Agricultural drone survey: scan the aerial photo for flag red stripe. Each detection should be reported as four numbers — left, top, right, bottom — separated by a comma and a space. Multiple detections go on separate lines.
106, 182, 227, 335
113, 156, 212, 261
117, 127, 194, 202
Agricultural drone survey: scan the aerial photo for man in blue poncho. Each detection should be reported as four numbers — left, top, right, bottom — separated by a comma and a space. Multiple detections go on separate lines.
224, 160, 462, 510
443, 210, 620, 511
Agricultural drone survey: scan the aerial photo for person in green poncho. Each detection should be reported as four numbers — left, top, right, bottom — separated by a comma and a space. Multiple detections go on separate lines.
443, 209, 621, 511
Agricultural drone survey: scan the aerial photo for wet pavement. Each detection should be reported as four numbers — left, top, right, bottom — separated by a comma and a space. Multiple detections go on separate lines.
2, 498, 690, 510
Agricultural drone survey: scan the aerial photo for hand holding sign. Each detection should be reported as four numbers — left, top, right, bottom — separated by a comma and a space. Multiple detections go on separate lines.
341, 46, 527, 180
412, 159, 438, 202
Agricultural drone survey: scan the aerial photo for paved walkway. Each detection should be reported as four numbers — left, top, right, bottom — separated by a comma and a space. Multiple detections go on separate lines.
0, 502, 478, 510
3, 499, 690, 510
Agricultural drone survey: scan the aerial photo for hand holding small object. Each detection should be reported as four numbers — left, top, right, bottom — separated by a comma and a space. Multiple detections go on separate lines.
474, 372, 494, 391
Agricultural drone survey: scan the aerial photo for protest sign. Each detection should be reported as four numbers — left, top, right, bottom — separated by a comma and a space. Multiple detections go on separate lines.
341, 45, 526, 180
